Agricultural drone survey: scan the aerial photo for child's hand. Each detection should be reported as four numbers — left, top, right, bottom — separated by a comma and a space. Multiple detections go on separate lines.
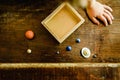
86, 1, 114, 26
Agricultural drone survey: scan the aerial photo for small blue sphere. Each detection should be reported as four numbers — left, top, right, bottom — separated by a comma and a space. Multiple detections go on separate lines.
66, 46, 72, 51
76, 38, 81, 43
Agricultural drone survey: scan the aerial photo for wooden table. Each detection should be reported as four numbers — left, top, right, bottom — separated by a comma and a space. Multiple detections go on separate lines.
0, 0, 119, 80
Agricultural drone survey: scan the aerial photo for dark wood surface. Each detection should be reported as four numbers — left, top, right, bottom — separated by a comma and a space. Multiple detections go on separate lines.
0, 0, 120, 80
0, 67, 119, 80
0, 0, 120, 63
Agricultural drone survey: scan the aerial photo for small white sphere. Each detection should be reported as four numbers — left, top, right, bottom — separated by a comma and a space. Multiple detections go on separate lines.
27, 49, 32, 54
56, 51, 60, 54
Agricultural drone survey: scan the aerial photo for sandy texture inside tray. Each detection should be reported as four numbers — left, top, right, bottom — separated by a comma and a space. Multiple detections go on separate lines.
42, 2, 85, 43
46, 6, 80, 39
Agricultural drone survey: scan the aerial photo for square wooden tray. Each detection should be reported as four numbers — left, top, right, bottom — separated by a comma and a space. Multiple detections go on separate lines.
41, 2, 85, 43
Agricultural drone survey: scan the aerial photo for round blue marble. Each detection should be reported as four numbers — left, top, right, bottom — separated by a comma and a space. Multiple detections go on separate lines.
76, 38, 81, 43
66, 46, 72, 51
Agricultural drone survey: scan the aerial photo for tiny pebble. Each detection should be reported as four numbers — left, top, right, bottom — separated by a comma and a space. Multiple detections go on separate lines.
56, 51, 60, 54
27, 49, 32, 54
102, 76, 105, 79
76, 38, 81, 43
66, 46, 72, 51
93, 54, 97, 58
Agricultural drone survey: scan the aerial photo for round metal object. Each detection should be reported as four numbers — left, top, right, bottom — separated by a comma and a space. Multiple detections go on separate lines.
81, 47, 91, 58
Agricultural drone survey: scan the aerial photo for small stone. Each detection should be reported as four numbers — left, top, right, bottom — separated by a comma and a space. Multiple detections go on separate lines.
76, 38, 81, 43
27, 49, 32, 54
56, 51, 60, 54
101, 76, 105, 79
66, 46, 72, 51
93, 54, 97, 58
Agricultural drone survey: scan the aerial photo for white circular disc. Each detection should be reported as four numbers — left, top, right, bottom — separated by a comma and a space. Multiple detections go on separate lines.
81, 47, 91, 58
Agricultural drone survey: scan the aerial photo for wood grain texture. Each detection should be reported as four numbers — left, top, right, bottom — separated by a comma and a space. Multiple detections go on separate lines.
0, 0, 120, 80
0, 67, 119, 80
0, 0, 120, 63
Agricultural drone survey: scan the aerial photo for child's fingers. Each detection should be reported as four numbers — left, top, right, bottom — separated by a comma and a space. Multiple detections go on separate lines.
103, 13, 112, 25
104, 9, 114, 20
98, 15, 108, 26
90, 16, 100, 25
103, 5, 113, 12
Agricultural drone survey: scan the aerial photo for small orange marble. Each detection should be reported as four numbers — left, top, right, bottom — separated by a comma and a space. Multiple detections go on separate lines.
25, 30, 34, 39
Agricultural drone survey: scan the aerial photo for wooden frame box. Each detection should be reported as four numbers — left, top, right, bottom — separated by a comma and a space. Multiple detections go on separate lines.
41, 2, 85, 43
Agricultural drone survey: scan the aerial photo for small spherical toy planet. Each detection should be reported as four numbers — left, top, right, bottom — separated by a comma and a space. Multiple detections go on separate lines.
56, 51, 60, 54
76, 38, 81, 43
66, 46, 72, 51
27, 49, 32, 54
93, 54, 97, 58
25, 30, 34, 40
